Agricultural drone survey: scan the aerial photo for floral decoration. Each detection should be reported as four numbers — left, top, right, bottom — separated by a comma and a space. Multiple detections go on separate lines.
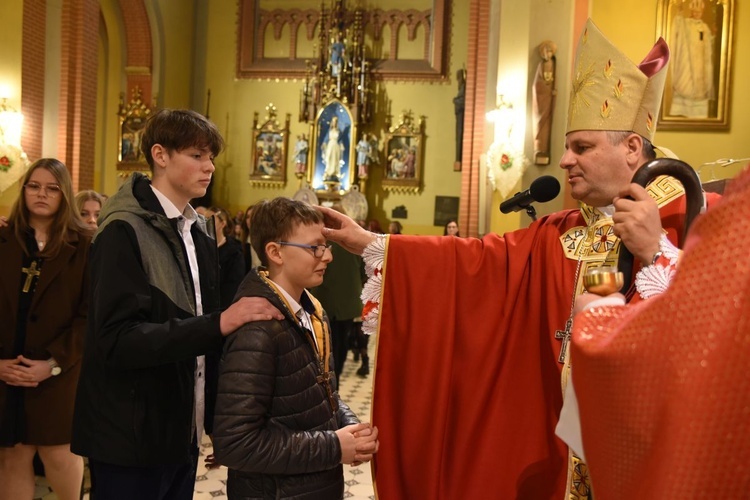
486, 139, 529, 198
0, 142, 30, 194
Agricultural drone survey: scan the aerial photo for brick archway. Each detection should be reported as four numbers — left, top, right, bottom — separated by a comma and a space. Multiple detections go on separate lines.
20, 0, 153, 191
118, 0, 154, 106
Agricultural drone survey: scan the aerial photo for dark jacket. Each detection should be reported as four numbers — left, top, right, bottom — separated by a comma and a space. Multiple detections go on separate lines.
212, 270, 359, 499
218, 237, 246, 309
71, 173, 223, 466
0, 226, 90, 445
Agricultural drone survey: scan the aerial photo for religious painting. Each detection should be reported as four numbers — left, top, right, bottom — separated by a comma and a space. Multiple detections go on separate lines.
310, 100, 355, 194
382, 111, 425, 193
434, 196, 459, 227
117, 87, 152, 172
657, 0, 734, 130
250, 104, 290, 187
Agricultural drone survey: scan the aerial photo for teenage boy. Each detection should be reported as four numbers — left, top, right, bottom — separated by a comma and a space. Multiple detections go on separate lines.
71, 109, 282, 500
212, 197, 379, 499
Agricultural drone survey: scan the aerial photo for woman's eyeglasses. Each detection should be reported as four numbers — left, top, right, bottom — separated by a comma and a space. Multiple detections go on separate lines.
277, 241, 333, 258
24, 182, 62, 197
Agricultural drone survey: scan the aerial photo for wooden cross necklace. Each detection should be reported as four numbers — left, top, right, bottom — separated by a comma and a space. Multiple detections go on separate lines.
21, 261, 42, 294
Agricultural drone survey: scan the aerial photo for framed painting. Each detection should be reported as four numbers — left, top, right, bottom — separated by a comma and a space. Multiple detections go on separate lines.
310, 100, 355, 194
250, 104, 291, 187
434, 196, 459, 227
656, 0, 734, 130
116, 87, 152, 173
382, 111, 425, 193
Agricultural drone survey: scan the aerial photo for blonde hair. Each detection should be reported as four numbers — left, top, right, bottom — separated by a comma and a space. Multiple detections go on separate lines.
75, 190, 104, 214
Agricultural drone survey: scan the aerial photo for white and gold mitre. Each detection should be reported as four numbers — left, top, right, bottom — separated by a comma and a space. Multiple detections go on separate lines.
566, 19, 670, 142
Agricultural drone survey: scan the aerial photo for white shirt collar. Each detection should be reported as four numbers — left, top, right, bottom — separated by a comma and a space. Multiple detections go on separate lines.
150, 185, 198, 225
268, 278, 303, 317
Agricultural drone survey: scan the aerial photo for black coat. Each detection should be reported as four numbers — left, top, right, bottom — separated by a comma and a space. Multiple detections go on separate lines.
212, 270, 359, 499
71, 173, 223, 466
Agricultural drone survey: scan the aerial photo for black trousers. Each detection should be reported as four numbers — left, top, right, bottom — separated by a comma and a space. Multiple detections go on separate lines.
89, 444, 199, 500
330, 319, 355, 386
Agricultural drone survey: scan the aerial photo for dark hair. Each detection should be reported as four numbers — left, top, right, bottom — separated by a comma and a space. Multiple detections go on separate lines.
10, 158, 91, 258
208, 206, 234, 237
239, 204, 254, 243
250, 198, 324, 267
367, 219, 384, 234
140, 109, 225, 171
443, 219, 460, 236
606, 131, 656, 161
389, 221, 403, 234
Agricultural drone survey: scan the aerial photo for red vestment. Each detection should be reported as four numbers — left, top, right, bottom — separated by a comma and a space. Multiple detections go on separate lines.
370, 188, 709, 499
571, 168, 750, 498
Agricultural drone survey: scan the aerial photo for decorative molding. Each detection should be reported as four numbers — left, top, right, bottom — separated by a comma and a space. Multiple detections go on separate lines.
237, 0, 450, 82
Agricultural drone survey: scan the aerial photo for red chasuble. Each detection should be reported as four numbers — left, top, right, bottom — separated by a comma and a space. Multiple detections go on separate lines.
571, 169, 750, 498
369, 189, 713, 499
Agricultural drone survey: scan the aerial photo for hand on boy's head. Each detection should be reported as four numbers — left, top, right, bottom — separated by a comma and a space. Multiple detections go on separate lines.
219, 296, 284, 336
316, 206, 344, 230
317, 206, 377, 256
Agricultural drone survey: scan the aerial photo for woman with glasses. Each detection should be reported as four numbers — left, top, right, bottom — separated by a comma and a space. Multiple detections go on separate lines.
0, 158, 92, 499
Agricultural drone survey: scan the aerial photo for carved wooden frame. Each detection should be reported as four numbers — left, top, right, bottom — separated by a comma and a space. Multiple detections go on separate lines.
116, 87, 152, 174
237, 0, 450, 82
382, 111, 425, 193
250, 105, 291, 188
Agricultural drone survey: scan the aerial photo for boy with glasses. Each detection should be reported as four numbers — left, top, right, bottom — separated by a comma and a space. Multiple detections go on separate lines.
212, 197, 378, 499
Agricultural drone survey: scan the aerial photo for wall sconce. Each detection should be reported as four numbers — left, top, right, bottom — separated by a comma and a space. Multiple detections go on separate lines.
0, 97, 24, 149
486, 95, 515, 141
0, 97, 30, 194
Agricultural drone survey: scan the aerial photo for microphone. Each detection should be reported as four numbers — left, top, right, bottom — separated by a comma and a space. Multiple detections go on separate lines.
500, 175, 561, 214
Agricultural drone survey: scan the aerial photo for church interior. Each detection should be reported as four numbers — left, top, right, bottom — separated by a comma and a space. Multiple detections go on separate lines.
1, 0, 747, 234
1, 0, 748, 499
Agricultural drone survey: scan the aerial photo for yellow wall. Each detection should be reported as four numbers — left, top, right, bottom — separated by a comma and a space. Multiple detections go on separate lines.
489, 0, 578, 237
203, 0, 467, 235
487, 0, 748, 237
0, 0, 24, 215
592, 0, 750, 181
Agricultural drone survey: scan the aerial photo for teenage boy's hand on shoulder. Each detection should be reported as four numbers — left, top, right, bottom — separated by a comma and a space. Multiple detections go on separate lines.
219, 297, 284, 336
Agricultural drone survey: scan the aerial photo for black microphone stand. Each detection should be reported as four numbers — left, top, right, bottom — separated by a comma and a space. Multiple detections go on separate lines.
519, 203, 538, 221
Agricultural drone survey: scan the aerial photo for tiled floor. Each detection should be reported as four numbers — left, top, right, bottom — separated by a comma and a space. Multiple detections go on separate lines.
34, 346, 375, 499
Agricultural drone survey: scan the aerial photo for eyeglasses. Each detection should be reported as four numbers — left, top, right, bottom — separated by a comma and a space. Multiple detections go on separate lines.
277, 241, 333, 258
24, 182, 62, 197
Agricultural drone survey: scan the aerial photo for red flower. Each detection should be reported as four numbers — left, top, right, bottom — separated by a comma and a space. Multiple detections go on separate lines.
501, 154, 509, 164
0, 156, 10, 167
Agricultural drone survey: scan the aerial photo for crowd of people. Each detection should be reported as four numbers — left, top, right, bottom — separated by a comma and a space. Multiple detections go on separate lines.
1, 16, 747, 500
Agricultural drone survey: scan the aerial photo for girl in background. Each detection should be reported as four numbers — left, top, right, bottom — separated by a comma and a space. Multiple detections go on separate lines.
74, 189, 104, 230
0, 158, 92, 500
